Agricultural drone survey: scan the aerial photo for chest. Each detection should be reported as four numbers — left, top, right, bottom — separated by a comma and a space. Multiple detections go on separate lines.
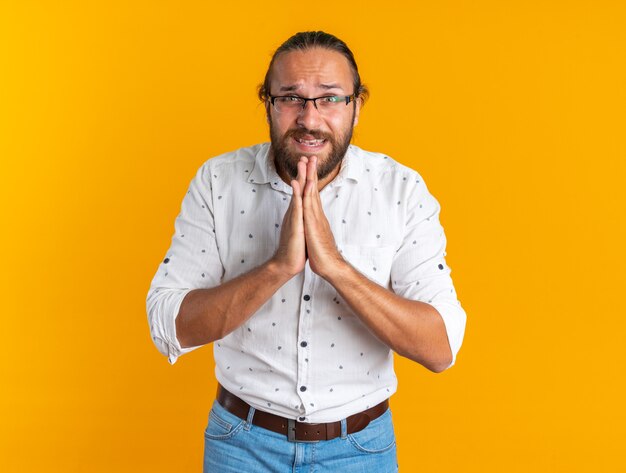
212, 183, 405, 285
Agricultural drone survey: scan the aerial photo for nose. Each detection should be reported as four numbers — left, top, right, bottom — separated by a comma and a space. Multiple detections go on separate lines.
296, 99, 323, 130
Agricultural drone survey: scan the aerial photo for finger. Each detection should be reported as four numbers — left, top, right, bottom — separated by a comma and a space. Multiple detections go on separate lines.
311, 155, 319, 189
297, 157, 307, 195
291, 179, 302, 206
291, 179, 304, 223
309, 156, 323, 206
306, 155, 317, 183
304, 156, 318, 198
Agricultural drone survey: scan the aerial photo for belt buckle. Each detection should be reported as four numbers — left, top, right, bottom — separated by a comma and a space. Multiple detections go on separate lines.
287, 419, 320, 443
287, 419, 297, 442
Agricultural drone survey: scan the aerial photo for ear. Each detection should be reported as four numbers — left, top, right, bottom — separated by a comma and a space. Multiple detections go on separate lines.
353, 97, 361, 127
265, 100, 271, 123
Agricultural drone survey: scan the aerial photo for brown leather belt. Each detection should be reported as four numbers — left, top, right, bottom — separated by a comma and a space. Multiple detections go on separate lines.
216, 384, 389, 442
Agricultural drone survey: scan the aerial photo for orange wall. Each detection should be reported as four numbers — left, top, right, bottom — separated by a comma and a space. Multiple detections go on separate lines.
2, 1, 625, 471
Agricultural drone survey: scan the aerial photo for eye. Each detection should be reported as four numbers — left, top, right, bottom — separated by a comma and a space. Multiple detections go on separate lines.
283, 96, 303, 103
319, 96, 341, 104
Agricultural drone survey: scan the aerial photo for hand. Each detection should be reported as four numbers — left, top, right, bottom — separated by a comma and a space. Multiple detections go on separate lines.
272, 157, 308, 277
302, 156, 345, 280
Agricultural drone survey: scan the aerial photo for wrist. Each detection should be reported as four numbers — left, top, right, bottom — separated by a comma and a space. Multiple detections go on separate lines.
318, 253, 352, 285
265, 256, 300, 282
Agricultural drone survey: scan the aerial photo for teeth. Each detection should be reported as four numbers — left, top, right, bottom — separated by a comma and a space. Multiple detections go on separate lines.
297, 138, 324, 146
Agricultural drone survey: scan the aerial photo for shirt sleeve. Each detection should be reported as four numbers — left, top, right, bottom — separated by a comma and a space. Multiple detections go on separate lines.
390, 176, 467, 368
146, 162, 224, 364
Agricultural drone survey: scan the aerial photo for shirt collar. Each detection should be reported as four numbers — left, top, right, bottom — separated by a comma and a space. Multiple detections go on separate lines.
333, 145, 362, 186
248, 143, 273, 185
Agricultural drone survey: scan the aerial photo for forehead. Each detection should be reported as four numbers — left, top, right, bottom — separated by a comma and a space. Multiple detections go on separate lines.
270, 48, 354, 93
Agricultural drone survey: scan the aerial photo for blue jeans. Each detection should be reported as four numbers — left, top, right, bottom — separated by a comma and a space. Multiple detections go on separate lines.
203, 400, 398, 472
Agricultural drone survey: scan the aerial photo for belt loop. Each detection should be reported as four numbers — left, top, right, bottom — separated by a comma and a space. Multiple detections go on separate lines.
244, 406, 255, 431
340, 418, 347, 439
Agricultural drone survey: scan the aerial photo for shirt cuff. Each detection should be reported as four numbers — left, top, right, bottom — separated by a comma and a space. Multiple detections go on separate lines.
148, 288, 202, 364
429, 300, 467, 368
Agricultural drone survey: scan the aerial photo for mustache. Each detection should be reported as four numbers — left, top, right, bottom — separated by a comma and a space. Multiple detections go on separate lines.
284, 129, 333, 142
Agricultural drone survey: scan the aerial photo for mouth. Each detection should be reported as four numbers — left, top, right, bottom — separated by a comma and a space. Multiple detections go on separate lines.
293, 136, 327, 150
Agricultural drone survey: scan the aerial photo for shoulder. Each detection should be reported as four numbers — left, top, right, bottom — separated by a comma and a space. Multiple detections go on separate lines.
198, 143, 267, 174
189, 143, 269, 187
350, 147, 442, 227
348, 145, 429, 194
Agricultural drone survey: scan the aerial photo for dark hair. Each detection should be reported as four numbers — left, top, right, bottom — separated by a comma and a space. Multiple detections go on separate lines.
258, 31, 369, 105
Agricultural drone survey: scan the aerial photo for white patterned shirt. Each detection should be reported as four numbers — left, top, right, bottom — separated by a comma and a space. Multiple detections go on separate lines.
146, 143, 466, 423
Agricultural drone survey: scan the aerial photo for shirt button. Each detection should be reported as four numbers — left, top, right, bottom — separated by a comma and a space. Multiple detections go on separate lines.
300, 386, 307, 392
303, 295, 311, 301
300, 341, 308, 347
299, 416, 306, 422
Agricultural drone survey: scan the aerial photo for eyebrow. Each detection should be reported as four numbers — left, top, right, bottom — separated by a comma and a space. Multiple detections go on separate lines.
278, 83, 345, 93
278, 85, 300, 92
319, 83, 343, 90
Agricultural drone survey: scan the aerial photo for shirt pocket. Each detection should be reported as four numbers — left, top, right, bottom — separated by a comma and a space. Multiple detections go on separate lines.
339, 244, 396, 288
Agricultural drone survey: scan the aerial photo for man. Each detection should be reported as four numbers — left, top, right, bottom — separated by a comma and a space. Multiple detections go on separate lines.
147, 31, 466, 472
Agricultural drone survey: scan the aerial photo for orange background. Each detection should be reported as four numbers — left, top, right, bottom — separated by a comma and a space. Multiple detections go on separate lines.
1, 1, 625, 471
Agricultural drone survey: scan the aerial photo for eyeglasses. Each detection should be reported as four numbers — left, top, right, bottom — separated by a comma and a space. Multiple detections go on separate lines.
268, 94, 356, 114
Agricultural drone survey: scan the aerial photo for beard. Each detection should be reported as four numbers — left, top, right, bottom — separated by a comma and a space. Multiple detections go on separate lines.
269, 114, 355, 181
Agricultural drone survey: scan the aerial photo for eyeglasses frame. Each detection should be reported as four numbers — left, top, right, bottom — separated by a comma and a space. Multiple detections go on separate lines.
268, 94, 357, 112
